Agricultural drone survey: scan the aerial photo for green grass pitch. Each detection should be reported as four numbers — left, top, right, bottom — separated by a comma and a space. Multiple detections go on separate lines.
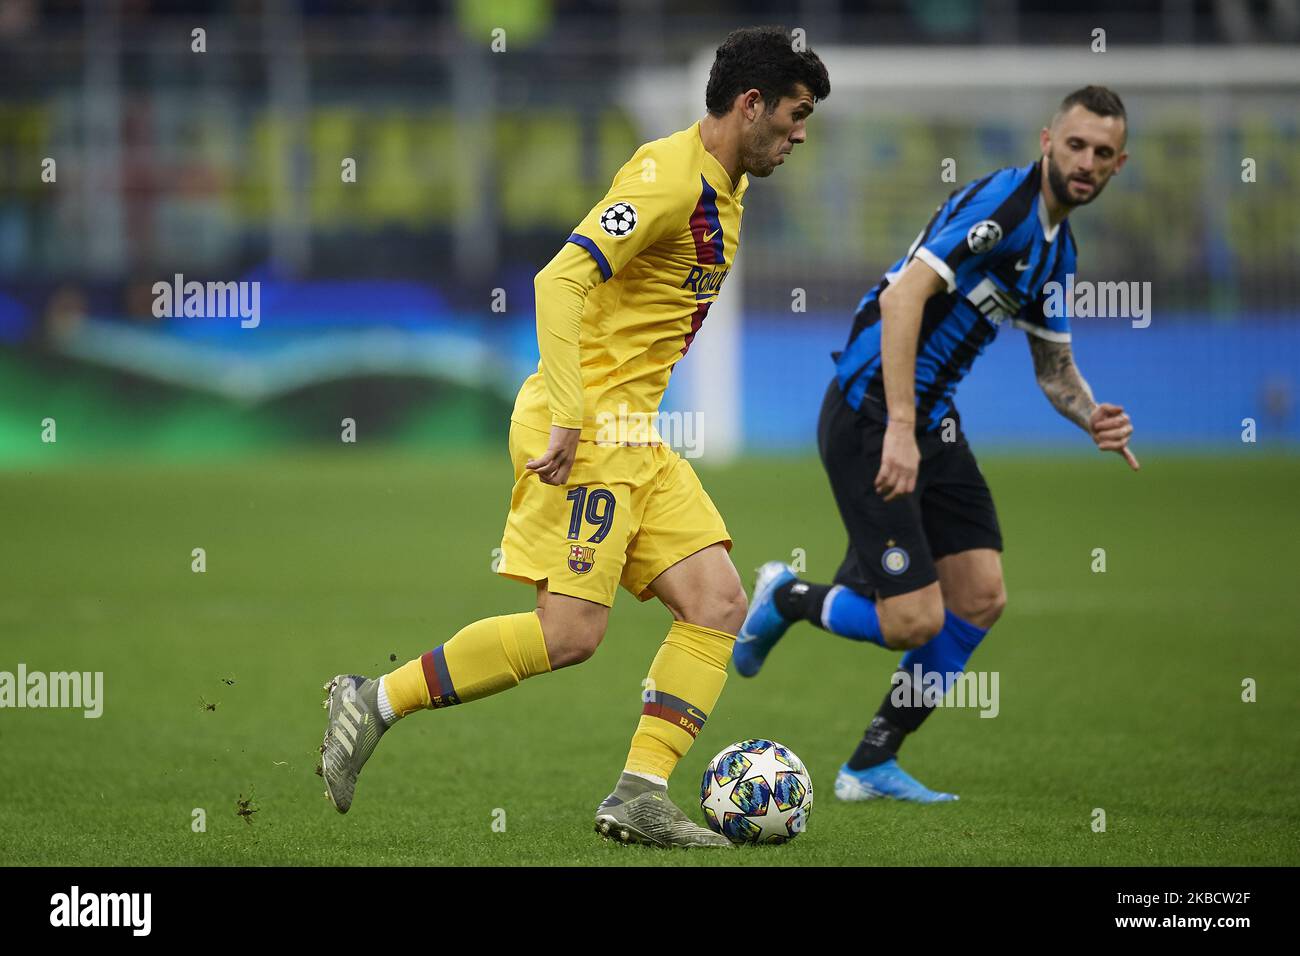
1, 449, 1297, 866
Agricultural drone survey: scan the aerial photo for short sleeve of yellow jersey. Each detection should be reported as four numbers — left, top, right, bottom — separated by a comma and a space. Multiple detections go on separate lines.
565, 145, 694, 280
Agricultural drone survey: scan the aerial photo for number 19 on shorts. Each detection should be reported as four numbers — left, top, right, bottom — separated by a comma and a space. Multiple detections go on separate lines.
566, 487, 616, 542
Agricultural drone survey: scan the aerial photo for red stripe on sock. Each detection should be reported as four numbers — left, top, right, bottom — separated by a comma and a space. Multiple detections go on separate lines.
420, 650, 443, 702
641, 702, 703, 738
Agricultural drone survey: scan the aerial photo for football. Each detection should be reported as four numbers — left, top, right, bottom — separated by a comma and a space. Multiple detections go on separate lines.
700, 739, 813, 844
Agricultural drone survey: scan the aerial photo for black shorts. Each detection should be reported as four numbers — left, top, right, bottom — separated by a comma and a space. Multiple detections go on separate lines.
817, 377, 1002, 599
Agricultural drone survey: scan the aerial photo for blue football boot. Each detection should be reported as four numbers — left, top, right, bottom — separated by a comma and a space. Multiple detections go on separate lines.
834, 758, 959, 803
733, 561, 797, 677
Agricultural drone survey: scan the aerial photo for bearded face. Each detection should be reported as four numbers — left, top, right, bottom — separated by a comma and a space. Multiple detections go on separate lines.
1045, 147, 1110, 207
1041, 105, 1127, 208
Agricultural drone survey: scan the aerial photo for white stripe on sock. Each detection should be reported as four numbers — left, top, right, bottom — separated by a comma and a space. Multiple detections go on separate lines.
626, 770, 667, 787
377, 676, 397, 726
821, 585, 847, 631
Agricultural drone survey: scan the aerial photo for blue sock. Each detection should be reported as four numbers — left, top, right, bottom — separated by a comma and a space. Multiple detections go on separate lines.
898, 610, 989, 700
846, 610, 992, 770
822, 585, 887, 647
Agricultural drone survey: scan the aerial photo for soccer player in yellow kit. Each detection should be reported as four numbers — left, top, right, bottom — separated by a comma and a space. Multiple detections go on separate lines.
320, 27, 829, 847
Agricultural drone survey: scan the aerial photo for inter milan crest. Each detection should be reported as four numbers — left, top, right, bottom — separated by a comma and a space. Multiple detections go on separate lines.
966, 219, 1002, 254
881, 544, 910, 575
568, 544, 596, 574
599, 202, 637, 238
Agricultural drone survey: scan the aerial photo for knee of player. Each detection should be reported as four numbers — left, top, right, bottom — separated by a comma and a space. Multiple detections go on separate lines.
536, 610, 606, 668
882, 607, 945, 650
958, 582, 1007, 629
721, 585, 749, 634
550, 624, 605, 667
670, 583, 748, 636
984, 584, 1008, 625
702, 584, 749, 635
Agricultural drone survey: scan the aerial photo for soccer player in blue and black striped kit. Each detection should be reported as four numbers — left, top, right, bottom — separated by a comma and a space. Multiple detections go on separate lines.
736, 86, 1140, 802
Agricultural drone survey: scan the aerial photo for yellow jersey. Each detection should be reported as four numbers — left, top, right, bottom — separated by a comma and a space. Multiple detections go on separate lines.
511, 120, 748, 442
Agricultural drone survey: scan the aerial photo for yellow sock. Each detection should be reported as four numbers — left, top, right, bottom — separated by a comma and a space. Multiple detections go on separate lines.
624, 621, 733, 780
381, 611, 551, 715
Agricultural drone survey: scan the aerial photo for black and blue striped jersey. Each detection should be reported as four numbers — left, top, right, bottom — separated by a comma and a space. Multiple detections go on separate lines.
835, 160, 1076, 432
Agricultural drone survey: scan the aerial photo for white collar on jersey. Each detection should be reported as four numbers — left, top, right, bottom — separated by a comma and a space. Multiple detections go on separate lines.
1037, 194, 1061, 243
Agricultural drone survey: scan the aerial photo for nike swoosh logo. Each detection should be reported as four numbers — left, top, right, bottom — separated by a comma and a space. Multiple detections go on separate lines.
1014, 258, 1032, 271
702, 228, 721, 242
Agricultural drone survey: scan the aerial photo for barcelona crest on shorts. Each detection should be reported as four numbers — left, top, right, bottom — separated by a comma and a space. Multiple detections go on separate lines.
568, 544, 596, 574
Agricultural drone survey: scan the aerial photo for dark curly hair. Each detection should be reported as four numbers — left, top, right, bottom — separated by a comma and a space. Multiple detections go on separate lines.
705, 26, 830, 117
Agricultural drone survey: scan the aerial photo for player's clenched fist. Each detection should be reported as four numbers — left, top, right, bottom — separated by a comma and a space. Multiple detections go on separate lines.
526, 425, 582, 485
1089, 402, 1140, 470
875, 420, 920, 502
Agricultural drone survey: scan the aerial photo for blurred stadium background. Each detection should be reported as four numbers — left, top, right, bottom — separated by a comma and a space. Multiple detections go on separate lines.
2, 0, 1297, 464
3, 2, 1300, 870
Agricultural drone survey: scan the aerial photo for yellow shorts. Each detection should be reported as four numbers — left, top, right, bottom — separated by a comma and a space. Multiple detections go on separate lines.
496, 421, 731, 606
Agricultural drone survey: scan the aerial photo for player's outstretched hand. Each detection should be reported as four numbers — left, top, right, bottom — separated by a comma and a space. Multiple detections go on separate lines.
527, 425, 582, 486
1090, 402, 1140, 471
875, 420, 920, 502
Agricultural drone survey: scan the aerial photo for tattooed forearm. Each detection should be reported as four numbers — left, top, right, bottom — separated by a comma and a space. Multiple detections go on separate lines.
1029, 336, 1096, 431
